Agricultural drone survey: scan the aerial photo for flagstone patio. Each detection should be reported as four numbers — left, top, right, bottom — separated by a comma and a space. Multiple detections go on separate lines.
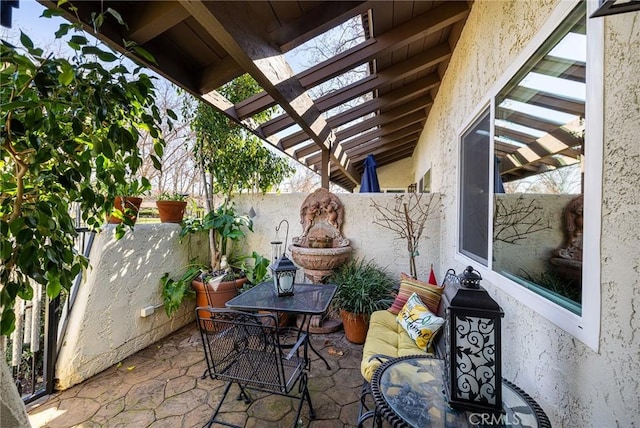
26, 323, 369, 427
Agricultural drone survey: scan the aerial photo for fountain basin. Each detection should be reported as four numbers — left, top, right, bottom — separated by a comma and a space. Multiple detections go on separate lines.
290, 244, 352, 283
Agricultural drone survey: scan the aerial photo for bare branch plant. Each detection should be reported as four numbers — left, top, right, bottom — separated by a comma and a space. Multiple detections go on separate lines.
371, 193, 438, 279
493, 196, 551, 244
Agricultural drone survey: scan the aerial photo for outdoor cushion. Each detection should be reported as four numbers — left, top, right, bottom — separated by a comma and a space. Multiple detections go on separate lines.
397, 293, 445, 351
388, 273, 444, 315
360, 310, 432, 382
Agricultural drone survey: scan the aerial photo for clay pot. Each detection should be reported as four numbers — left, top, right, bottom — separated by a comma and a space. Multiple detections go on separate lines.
192, 276, 248, 318
340, 310, 370, 344
108, 196, 142, 224
259, 311, 290, 328
156, 200, 187, 223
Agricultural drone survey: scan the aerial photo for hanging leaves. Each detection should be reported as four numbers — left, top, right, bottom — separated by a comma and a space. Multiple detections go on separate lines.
0, 5, 171, 335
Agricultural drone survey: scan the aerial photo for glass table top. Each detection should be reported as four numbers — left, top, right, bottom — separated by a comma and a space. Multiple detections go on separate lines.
225, 281, 337, 315
371, 356, 549, 428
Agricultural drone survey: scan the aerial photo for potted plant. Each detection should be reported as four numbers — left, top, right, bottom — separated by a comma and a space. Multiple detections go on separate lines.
330, 258, 395, 344
108, 179, 150, 226
156, 192, 188, 223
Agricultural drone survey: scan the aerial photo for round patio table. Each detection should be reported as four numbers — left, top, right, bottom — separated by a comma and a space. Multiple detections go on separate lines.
370, 355, 551, 428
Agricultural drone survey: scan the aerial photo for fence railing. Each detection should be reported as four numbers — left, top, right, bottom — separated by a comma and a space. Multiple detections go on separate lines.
4, 205, 94, 404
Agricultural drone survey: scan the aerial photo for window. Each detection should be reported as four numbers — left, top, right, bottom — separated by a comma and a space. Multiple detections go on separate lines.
457, 1, 601, 349
459, 110, 491, 265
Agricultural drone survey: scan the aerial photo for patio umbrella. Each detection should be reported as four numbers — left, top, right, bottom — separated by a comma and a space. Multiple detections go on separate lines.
360, 154, 381, 193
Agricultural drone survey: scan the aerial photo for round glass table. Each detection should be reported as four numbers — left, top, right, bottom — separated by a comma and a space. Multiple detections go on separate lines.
370, 356, 551, 428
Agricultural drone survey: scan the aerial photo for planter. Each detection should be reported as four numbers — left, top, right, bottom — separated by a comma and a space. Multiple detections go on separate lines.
259, 311, 290, 328
192, 277, 248, 317
108, 196, 142, 224
156, 200, 187, 223
341, 310, 370, 344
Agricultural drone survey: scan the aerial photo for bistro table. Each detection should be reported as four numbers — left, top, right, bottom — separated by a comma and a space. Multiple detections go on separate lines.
225, 281, 337, 370
370, 356, 551, 428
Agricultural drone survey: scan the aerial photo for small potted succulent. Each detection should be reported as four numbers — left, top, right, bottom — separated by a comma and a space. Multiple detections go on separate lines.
156, 192, 188, 223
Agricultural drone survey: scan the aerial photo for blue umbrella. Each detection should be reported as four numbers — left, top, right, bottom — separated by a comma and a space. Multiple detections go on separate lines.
360, 154, 381, 193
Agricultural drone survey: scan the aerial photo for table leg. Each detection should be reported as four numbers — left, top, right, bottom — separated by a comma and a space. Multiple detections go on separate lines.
299, 314, 332, 370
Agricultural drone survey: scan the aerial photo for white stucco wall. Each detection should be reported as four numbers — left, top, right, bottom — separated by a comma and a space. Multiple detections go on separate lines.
413, 0, 639, 426
232, 192, 441, 283
55, 224, 207, 390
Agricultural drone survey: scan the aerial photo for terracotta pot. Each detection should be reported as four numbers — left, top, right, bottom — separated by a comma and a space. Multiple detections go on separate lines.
259, 311, 290, 328
108, 196, 142, 224
192, 277, 247, 318
340, 310, 370, 344
156, 200, 187, 223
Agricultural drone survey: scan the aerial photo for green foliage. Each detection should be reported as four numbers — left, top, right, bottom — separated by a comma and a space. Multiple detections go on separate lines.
236, 251, 271, 287
160, 263, 202, 318
157, 192, 187, 201
183, 75, 294, 270
0, 8, 170, 335
330, 258, 395, 315
180, 204, 253, 267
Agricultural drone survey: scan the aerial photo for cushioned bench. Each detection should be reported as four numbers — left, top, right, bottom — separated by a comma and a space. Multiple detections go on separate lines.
357, 270, 460, 426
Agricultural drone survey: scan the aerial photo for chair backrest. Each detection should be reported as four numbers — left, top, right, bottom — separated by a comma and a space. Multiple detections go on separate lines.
196, 308, 302, 392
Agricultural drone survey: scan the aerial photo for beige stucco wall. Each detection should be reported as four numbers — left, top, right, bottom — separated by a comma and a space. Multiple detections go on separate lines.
377, 157, 415, 191
232, 192, 441, 283
55, 224, 207, 390
413, 0, 639, 426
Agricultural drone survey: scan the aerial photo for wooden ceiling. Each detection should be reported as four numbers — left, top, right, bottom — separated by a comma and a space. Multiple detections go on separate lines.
38, 0, 472, 191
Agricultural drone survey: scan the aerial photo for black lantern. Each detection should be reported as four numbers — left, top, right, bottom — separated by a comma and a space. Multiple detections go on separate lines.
444, 266, 504, 414
270, 220, 298, 296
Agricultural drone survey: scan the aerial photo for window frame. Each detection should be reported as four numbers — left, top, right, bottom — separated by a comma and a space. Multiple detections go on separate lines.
455, 0, 602, 351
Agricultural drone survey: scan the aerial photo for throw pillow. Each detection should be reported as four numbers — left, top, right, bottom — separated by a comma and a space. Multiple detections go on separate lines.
397, 293, 445, 351
388, 272, 444, 315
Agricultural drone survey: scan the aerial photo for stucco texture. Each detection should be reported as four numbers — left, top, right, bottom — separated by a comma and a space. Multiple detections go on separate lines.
412, 0, 639, 426
55, 224, 207, 390
233, 192, 441, 284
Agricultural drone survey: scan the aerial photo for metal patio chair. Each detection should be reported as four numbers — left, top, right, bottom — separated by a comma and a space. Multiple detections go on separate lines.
196, 307, 315, 428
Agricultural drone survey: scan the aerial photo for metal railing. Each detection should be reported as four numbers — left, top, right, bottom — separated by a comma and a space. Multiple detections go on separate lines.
4, 205, 94, 404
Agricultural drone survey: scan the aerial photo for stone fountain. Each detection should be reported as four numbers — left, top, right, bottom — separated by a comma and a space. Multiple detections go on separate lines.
290, 188, 352, 332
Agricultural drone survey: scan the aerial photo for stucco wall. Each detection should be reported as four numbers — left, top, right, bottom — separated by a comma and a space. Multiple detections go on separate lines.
377, 157, 415, 191
232, 192, 441, 283
413, 0, 639, 426
55, 224, 207, 390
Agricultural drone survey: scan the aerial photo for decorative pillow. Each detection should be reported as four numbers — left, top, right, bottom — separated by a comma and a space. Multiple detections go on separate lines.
397, 293, 445, 351
388, 272, 444, 315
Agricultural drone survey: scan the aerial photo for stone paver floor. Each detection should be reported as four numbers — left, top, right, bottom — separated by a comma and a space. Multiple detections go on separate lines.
26, 323, 374, 427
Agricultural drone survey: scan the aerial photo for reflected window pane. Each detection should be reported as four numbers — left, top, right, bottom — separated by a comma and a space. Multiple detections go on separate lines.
492, 3, 585, 313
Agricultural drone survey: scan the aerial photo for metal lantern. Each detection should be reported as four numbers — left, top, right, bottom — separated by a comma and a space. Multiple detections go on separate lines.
444, 266, 505, 414
269, 220, 298, 296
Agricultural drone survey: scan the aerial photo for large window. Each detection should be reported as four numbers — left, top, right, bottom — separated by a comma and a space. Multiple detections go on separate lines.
458, 1, 601, 348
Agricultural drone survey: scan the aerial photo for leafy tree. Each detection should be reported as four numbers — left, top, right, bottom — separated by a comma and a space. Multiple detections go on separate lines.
0, 6, 171, 335
183, 75, 295, 271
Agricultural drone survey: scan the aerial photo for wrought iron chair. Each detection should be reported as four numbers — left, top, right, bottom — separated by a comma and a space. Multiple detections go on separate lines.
196, 307, 315, 428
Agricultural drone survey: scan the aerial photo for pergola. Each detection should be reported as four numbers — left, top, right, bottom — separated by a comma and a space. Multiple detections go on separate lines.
36, 0, 584, 191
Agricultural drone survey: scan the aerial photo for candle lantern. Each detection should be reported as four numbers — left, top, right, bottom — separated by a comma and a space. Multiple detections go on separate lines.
444, 266, 504, 414
269, 220, 298, 296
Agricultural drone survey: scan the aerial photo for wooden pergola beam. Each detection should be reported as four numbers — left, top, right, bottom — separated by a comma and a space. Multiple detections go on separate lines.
127, 2, 190, 45
180, 1, 361, 187
235, 1, 467, 120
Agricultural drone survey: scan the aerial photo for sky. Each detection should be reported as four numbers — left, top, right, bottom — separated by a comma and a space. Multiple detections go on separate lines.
2, 1, 66, 46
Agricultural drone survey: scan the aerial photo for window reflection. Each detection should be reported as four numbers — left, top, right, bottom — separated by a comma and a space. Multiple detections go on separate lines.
492, 4, 585, 313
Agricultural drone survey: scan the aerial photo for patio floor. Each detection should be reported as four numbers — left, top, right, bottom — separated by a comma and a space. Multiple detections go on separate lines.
26, 322, 371, 427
